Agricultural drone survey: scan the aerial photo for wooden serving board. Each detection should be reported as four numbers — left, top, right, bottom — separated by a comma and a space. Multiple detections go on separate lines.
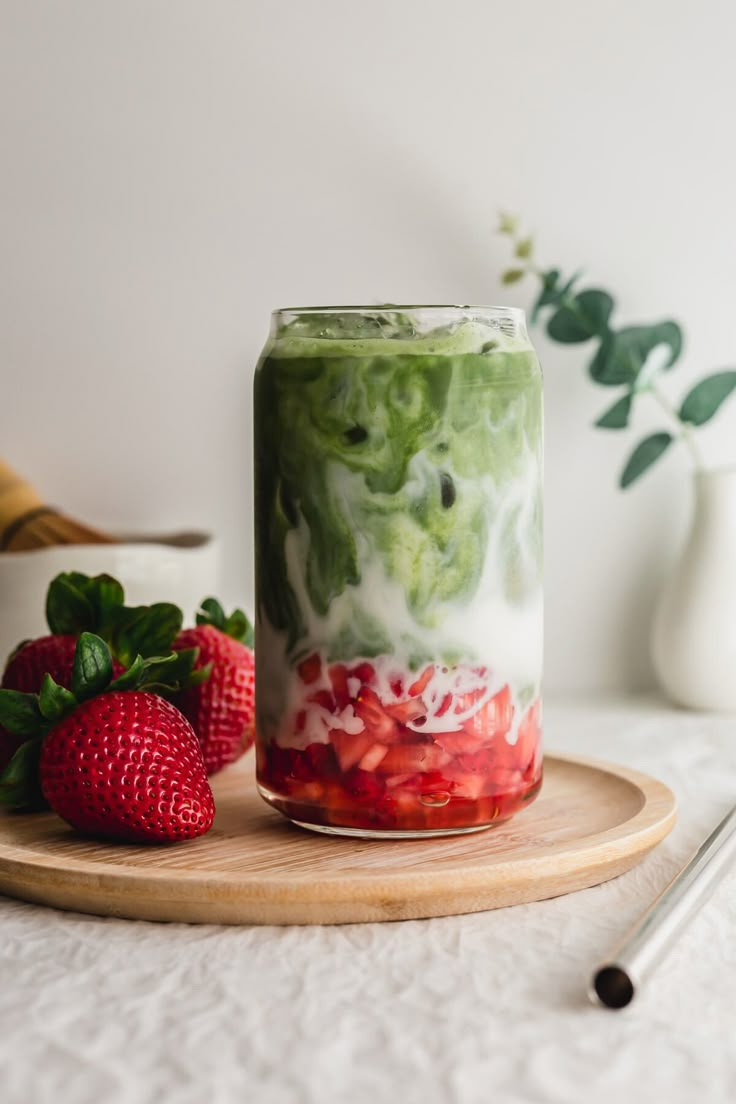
0, 753, 676, 925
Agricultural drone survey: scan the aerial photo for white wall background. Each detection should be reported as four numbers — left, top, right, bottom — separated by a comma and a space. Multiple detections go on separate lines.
2, 0, 736, 692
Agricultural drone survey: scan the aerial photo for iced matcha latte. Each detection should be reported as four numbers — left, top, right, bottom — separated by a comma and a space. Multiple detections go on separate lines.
254, 306, 543, 836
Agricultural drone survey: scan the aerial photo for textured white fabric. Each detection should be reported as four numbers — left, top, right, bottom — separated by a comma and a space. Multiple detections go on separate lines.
2, 696, 735, 1104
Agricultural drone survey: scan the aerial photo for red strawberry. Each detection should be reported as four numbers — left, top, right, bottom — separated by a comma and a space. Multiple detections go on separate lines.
0, 633, 214, 841
0, 571, 183, 771
1, 635, 126, 773
3, 634, 125, 693
41, 691, 214, 843
1, 634, 119, 775
3, 635, 79, 693
173, 598, 255, 775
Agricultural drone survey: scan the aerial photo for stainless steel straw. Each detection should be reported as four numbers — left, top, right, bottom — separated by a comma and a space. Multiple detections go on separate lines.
590, 803, 736, 1009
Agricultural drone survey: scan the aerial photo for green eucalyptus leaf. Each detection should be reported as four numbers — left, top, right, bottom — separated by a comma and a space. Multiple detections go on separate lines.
196, 598, 227, 630
45, 575, 96, 635
596, 393, 633, 429
530, 268, 561, 323
679, 371, 736, 426
501, 268, 525, 285
515, 237, 533, 259
497, 212, 518, 234
0, 736, 47, 811
38, 675, 76, 722
590, 322, 682, 387
620, 432, 673, 489
72, 632, 113, 701
547, 289, 614, 344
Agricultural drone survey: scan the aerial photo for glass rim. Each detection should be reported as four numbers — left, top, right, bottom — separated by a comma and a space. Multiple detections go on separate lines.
272, 303, 526, 319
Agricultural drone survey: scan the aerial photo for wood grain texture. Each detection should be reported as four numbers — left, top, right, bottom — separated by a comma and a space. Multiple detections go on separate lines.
0, 753, 676, 925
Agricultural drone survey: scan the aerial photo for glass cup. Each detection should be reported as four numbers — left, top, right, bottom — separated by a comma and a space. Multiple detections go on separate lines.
253, 305, 543, 837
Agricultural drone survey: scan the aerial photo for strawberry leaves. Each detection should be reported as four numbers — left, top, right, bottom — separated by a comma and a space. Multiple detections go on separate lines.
46, 572, 124, 636
134, 649, 205, 693
0, 690, 44, 738
72, 632, 113, 700
46, 575, 96, 635
44, 571, 184, 663
107, 647, 206, 693
0, 737, 45, 811
0, 633, 210, 810
195, 597, 254, 648
107, 654, 146, 692
112, 603, 183, 667
39, 676, 76, 722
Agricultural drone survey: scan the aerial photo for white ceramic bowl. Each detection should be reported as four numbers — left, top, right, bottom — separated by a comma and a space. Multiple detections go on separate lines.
0, 531, 221, 665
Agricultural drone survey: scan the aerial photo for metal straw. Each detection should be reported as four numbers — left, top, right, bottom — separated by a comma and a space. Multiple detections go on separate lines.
589, 803, 736, 1009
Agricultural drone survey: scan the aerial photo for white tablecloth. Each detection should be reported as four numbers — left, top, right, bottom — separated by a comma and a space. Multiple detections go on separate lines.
2, 696, 735, 1104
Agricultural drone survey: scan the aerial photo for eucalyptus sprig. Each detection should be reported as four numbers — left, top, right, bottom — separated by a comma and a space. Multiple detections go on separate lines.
498, 212, 736, 487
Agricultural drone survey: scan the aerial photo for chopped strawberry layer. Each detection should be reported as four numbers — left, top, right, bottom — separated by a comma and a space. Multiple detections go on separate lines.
350, 662, 376, 684
329, 664, 351, 710
408, 666, 434, 697
297, 653, 322, 685
258, 658, 543, 833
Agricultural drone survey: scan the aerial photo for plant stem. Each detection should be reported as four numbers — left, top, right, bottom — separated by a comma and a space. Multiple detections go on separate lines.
503, 218, 708, 477
649, 384, 703, 469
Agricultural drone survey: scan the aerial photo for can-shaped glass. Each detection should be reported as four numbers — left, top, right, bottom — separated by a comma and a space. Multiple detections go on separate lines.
254, 305, 543, 837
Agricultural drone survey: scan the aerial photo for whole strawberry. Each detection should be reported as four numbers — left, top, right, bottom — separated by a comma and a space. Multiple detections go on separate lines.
42, 692, 214, 843
173, 598, 255, 775
3, 634, 80, 693
0, 634, 215, 842
0, 572, 183, 771
0, 635, 91, 775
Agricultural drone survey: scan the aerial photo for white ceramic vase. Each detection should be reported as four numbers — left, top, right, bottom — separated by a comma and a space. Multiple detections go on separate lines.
651, 468, 736, 711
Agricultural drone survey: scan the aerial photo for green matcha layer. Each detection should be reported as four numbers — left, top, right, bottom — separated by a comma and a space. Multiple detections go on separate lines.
254, 308, 543, 666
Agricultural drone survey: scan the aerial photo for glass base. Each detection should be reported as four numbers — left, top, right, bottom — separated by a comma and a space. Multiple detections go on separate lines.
258, 782, 518, 839
288, 818, 498, 840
